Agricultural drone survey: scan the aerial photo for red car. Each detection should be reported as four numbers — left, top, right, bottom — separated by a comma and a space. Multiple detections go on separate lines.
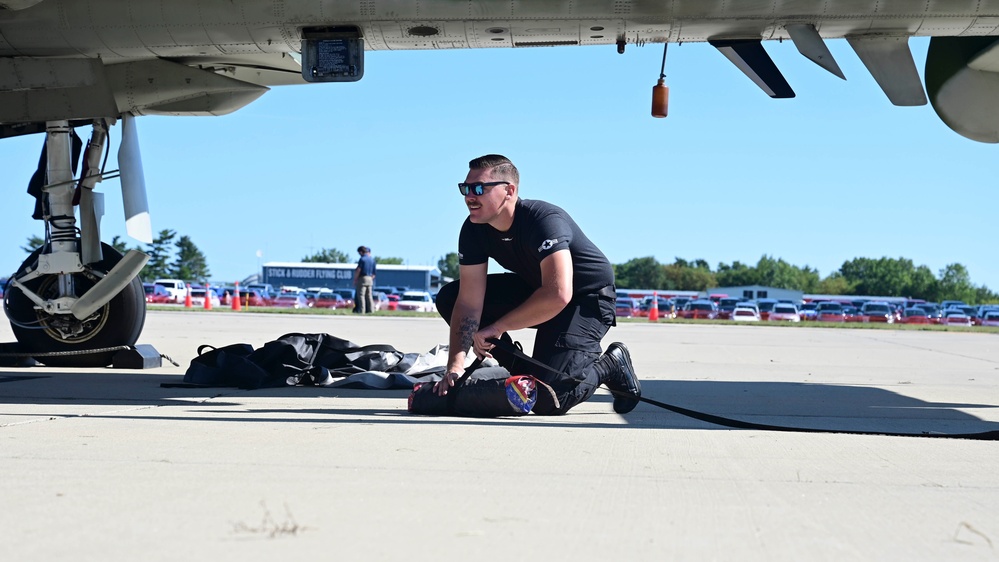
220, 289, 268, 307
861, 302, 895, 324
900, 308, 931, 324
815, 302, 845, 322
615, 298, 640, 318
755, 299, 779, 321
237, 289, 270, 307
637, 297, 675, 319
312, 292, 348, 309
843, 306, 864, 322
143, 283, 171, 304
680, 300, 718, 320
332, 289, 356, 310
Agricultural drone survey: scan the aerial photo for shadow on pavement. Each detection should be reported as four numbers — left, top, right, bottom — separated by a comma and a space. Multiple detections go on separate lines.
1, 370, 997, 437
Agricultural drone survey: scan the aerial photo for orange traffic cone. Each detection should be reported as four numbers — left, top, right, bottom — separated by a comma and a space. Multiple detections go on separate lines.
649, 291, 660, 322
232, 281, 242, 311
203, 284, 213, 310
184, 284, 192, 308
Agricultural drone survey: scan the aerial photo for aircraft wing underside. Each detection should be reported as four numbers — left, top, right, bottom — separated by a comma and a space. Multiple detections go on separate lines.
2, 1, 999, 141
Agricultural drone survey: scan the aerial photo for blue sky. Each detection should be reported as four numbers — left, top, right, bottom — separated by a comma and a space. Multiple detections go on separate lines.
1, 37, 996, 292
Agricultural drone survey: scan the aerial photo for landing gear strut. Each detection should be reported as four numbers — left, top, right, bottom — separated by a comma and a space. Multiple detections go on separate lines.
3, 120, 149, 367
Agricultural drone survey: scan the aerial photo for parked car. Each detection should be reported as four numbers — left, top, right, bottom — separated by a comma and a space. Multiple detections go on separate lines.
716, 297, 744, 320
861, 301, 895, 323
312, 292, 348, 309
842, 305, 863, 322
386, 294, 400, 311
980, 310, 999, 327
916, 303, 943, 324
754, 298, 780, 321
952, 305, 980, 325
396, 291, 436, 312
975, 305, 999, 326
616, 297, 639, 317
188, 288, 220, 308
143, 283, 171, 304
153, 278, 188, 303
798, 302, 819, 321
373, 286, 398, 298
943, 309, 973, 326
731, 306, 761, 322
223, 289, 270, 307
891, 303, 904, 323
815, 302, 845, 322
272, 293, 310, 309
245, 283, 276, 298
639, 296, 675, 319
680, 299, 718, 320
900, 307, 931, 324
768, 303, 801, 322
330, 288, 356, 309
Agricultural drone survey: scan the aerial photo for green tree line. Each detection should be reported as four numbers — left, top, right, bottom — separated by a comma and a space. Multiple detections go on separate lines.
23, 230, 211, 282
613, 255, 998, 305
136, 229, 211, 281
301, 248, 404, 265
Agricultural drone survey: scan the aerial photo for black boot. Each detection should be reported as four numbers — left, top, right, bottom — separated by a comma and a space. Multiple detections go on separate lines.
595, 342, 641, 414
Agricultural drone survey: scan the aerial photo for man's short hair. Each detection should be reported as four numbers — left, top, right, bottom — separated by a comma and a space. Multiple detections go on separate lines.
469, 154, 520, 185
358, 245, 366, 253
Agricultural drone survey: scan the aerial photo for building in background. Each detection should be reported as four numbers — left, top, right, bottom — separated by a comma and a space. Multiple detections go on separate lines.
261, 262, 442, 292
703, 285, 805, 303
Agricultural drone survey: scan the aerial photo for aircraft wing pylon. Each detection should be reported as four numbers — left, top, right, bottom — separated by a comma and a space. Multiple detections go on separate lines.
846, 36, 927, 106
709, 39, 795, 99
786, 24, 846, 80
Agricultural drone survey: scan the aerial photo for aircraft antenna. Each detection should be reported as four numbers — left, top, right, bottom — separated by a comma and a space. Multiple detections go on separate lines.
659, 41, 668, 80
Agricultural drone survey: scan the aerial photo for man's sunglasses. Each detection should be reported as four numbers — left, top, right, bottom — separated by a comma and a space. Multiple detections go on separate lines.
458, 181, 510, 196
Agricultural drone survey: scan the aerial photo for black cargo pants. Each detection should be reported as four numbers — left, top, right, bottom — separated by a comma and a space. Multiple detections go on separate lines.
435, 273, 617, 415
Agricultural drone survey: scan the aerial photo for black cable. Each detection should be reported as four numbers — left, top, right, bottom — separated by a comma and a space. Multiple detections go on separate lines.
486, 337, 999, 441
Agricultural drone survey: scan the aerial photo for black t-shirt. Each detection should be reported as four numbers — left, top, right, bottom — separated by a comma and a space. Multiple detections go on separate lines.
458, 198, 614, 295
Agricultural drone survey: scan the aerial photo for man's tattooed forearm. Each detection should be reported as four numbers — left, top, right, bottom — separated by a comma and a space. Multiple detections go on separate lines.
458, 317, 478, 351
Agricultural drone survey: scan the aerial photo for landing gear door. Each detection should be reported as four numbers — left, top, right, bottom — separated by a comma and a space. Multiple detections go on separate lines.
301, 27, 364, 82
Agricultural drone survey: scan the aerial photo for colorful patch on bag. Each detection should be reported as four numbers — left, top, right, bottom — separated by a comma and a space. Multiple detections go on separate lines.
505, 375, 537, 414
408, 382, 425, 412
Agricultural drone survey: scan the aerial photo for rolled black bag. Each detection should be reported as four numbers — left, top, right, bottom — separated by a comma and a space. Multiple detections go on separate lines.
408, 367, 543, 417
183, 343, 275, 389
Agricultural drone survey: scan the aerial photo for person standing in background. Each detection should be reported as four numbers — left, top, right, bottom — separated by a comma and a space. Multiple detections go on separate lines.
353, 246, 376, 314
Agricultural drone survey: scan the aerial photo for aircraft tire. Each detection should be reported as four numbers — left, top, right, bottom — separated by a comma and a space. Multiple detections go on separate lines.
5, 243, 147, 367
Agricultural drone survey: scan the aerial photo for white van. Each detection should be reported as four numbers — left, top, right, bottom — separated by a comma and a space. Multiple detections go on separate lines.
154, 279, 188, 303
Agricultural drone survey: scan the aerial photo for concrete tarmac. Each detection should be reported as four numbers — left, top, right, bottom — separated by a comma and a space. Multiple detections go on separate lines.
1, 311, 997, 561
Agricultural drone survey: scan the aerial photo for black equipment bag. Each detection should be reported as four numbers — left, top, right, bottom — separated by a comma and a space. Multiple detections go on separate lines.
408, 366, 560, 417
180, 333, 409, 389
